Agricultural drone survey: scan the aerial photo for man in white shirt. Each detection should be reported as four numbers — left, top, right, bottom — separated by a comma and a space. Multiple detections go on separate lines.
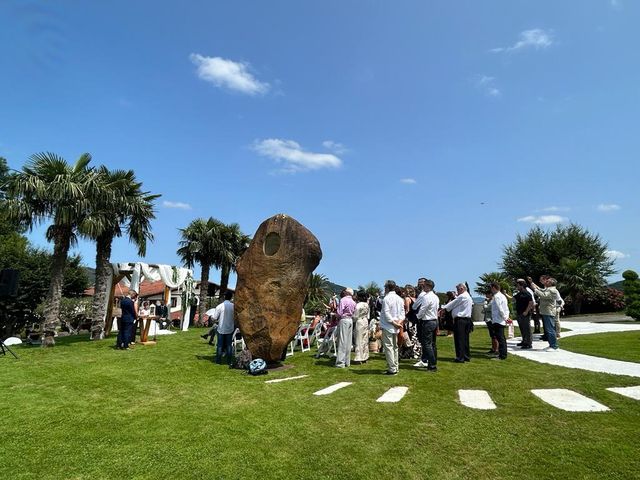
442, 283, 473, 363
379, 280, 405, 375
413, 278, 440, 371
212, 291, 236, 365
489, 283, 510, 360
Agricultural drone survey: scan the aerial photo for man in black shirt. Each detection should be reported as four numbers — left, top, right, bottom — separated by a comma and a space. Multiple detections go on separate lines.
514, 280, 534, 349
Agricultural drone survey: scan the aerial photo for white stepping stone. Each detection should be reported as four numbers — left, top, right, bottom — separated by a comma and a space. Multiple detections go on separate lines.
377, 386, 408, 403
607, 386, 640, 401
313, 382, 353, 396
531, 389, 609, 412
264, 375, 309, 384
458, 390, 497, 410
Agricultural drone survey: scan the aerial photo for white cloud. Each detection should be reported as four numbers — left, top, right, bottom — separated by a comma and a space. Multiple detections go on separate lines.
475, 75, 501, 97
491, 29, 554, 53
252, 139, 342, 173
539, 206, 571, 212
322, 140, 348, 155
189, 53, 270, 95
163, 201, 192, 210
606, 250, 629, 260
597, 203, 621, 212
517, 215, 568, 225
400, 178, 417, 184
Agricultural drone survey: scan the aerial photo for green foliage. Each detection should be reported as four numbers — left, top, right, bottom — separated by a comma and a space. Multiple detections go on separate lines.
501, 224, 615, 313
475, 272, 513, 295
305, 273, 331, 313
566, 287, 626, 314
36, 297, 92, 330
0, 217, 89, 337
357, 281, 382, 297
501, 224, 614, 282
622, 269, 640, 320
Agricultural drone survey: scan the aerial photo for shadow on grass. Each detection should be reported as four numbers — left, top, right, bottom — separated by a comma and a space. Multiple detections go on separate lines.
22, 334, 94, 348
196, 354, 215, 362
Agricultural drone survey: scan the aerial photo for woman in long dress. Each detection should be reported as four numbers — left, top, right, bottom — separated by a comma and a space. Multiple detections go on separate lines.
400, 285, 422, 359
352, 290, 370, 364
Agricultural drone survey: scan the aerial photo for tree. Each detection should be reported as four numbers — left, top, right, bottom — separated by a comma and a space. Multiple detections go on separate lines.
81, 167, 159, 340
4, 152, 100, 344
306, 273, 331, 313
177, 218, 225, 326
215, 223, 250, 303
622, 270, 640, 321
358, 281, 382, 297
556, 258, 603, 314
0, 156, 9, 201
475, 272, 513, 296
0, 215, 89, 337
501, 224, 615, 313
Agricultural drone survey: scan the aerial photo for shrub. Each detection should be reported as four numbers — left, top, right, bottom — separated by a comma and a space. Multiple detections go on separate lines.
36, 297, 92, 331
566, 287, 626, 314
622, 270, 640, 321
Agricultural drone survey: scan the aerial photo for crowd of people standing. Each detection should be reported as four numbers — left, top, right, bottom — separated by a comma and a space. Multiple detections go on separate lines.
316, 274, 564, 375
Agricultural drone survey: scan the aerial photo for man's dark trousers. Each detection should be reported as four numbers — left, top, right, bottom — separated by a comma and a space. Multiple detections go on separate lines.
517, 313, 532, 347
419, 319, 438, 367
453, 317, 471, 361
493, 324, 507, 359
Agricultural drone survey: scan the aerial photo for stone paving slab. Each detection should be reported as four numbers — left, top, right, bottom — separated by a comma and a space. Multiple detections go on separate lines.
376, 386, 408, 403
531, 388, 610, 412
458, 390, 497, 410
265, 375, 309, 384
606, 386, 640, 400
313, 382, 353, 396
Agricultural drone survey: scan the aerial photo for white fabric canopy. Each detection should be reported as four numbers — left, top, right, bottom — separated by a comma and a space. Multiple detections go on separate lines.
108, 262, 195, 331
111, 262, 192, 292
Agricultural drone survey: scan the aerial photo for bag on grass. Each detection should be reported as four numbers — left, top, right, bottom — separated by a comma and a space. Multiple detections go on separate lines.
248, 358, 268, 376
230, 348, 252, 370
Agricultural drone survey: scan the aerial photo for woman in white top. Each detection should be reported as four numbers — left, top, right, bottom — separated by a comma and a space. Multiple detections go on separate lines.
352, 291, 371, 363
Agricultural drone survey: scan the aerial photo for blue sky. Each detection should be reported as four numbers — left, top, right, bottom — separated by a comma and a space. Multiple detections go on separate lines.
1, 0, 638, 292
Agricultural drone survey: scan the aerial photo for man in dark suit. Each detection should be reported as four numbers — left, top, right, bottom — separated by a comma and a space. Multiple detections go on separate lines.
117, 290, 137, 349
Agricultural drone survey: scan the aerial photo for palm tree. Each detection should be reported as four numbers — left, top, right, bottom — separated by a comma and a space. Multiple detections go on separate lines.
556, 257, 602, 314
4, 152, 100, 344
305, 273, 331, 312
177, 218, 225, 326
215, 223, 250, 303
475, 272, 513, 296
81, 167, 160, 340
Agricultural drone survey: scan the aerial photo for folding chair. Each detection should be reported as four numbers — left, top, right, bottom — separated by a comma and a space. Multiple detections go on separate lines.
308, 320, 323, 347
296, 323, 311, 353
232, 328, 245, 354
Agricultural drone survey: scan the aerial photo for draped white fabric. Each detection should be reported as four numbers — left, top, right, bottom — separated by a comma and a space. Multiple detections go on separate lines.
108, 262, 194, 330
110, 263, 192, 292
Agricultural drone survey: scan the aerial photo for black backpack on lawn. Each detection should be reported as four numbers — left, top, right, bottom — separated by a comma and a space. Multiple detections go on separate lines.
230, 348, 253, 370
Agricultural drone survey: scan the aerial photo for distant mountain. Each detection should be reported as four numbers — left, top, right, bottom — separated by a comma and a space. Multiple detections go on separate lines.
327, 280, 346, 295
609, 280, 624, 291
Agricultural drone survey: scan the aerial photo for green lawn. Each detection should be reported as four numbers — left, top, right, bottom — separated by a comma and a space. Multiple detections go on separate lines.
561, 331, 640, 363
1, 326, 639, 480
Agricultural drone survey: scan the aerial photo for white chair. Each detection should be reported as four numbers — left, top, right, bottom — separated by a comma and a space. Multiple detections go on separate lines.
232, 328, 245, 354
316, 324, 337, 357
308, 320, 324, 347
295, 323, 311, 353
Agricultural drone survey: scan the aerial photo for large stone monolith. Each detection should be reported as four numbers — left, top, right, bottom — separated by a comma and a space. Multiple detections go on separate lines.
235, 214, 322, 363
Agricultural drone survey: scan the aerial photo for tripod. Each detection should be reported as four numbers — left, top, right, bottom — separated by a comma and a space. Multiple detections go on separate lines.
1, 339, 18, 359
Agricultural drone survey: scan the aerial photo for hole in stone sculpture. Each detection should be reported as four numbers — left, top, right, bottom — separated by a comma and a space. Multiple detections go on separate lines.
264, 232, 281, 256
